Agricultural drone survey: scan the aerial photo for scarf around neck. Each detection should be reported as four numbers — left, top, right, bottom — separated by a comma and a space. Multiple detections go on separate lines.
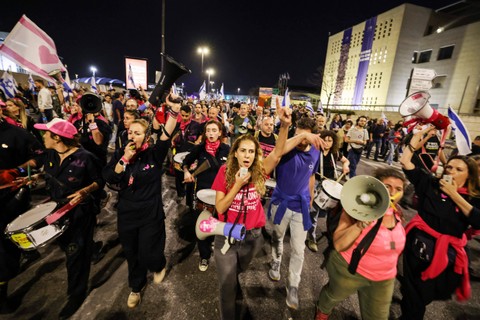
205, 139, 220, 157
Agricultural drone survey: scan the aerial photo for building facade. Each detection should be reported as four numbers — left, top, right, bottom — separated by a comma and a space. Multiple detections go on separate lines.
322, 2, 480, 116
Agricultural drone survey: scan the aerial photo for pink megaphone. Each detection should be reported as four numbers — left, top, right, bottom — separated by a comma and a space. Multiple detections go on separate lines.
195, 210, 246, 241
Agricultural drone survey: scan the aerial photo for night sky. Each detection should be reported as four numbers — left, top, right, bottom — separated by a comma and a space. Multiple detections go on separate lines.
2, 0, 455, 95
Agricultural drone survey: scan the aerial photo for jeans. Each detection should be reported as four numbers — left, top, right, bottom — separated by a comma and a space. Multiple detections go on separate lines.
316, 250, 395, 320
307, 207, 327, 241
347, 148, 362, 178
366, 138, 382, 160
387, 142, 396, 165
214, 229, 264, 320
270, 204, 308, 287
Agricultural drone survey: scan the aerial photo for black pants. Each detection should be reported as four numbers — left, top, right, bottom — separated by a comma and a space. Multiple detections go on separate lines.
400, 230, 461, 320
119, 218, 167, 292
174, 170, 194, 207
57, 209, 96, 299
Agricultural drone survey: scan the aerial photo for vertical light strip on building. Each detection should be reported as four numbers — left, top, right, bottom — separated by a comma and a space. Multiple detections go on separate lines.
352, 16, 377, 109
333, 28, 352, 106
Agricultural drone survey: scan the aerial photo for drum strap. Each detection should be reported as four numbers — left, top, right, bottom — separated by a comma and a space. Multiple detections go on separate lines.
319, 152, 338, 180
227, 185, 248, 245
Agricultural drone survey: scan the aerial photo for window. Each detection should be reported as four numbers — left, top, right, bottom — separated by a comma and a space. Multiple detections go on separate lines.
418, 50, 432, 63
437, 45, 454, 60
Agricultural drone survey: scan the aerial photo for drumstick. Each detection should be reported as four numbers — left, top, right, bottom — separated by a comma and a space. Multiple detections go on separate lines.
336, 173, 346, 183
192, 160, 211, 177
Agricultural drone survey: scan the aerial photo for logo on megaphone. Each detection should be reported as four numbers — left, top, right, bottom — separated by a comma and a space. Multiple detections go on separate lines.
195, 210, 246, 241
238, 117, 250, 134
399, 91, 450, 130
340, 175, 390, 222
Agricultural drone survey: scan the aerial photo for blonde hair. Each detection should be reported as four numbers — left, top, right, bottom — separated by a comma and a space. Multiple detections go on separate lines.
225, 134, 266, 196
7, 98, 27, 128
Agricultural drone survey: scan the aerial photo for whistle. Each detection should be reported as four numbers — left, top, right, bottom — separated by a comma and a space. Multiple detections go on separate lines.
128, 140, 136, 150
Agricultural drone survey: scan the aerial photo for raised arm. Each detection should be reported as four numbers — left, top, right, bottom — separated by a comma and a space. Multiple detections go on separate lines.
160, 94, 181, 141
263, 104, 291, 175
400, 125, 435, 170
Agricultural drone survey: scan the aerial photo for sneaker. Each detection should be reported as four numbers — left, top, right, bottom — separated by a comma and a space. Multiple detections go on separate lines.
306, 239, 318, 252
199, 259, 209, 272
153, 268, 166, 284
100, 191, 112, 209
127, 291, 141, 308
286, 286, 299, 310
268, 260, 281, 281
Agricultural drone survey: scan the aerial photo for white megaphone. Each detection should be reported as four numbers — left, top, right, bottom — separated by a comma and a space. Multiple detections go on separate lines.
195, 210, 246, 241
340, 175, 390, 222
399, 91, 450, 130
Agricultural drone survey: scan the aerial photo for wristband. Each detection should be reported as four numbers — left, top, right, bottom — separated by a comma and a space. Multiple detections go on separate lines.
168, 109, 179, 118
407, 144, 416, 152
120, 156, 130, 164
88, 122, 98, 131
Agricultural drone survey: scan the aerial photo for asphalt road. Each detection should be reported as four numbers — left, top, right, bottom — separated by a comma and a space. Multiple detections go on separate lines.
2, 156, 480, 320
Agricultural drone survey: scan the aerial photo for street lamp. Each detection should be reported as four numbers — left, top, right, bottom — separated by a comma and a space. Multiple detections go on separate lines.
206, 68, 215, 93
90, 66, 97, 78
197, 46, 210, 73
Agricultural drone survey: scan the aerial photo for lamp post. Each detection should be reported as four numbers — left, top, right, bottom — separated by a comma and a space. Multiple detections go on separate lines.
197, 46, 210, 73
90, 66, 97, 78
206, 68, 215, 93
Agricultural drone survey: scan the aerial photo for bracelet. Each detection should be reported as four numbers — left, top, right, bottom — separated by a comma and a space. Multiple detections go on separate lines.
407, 144, 416, 152
88, 122, 98, 131
121, 156, 130, 164
168, 109, 179, 118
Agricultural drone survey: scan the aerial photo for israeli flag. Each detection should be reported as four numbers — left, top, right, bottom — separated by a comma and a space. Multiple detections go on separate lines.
281, 88, 290, 108
109, 83, 114, 91
0, 71, 18, 98
63, 68, 73, 92
305, 102, 314, 115
317, 100, 324, 114
90, 76, 98, 93
28, 73, 36, 93
199, 81, 207, 101
128, 64, 135, 88
219, 83, 225, 100
448, 106, 472, 155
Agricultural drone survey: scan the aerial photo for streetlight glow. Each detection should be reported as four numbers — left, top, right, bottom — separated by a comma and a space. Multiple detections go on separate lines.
206, 68, 215, 93
90, 66, 97, 77
197, 46, 210, 73
237, 88, 240, 94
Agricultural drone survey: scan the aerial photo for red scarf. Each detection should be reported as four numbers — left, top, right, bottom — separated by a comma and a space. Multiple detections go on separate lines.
180, 118, 191, 131
205, 140, 220, 157
405, 215, 470, 301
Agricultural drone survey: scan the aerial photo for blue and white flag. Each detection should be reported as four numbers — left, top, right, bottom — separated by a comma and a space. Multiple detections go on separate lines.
317, 100, 324, 114
281, 88, 290, 108
199, 81, 207, 101
28, 73, 36, 93
219, 83, 225, 100
109, 83, 113, 91
90, 76, 98, 93
448, 106, 472, 155
381, 111, 388, 124
63, 68, 73, 92
305, 102, 314, 115
0, 71, 18, 98
128, 64, 135, 89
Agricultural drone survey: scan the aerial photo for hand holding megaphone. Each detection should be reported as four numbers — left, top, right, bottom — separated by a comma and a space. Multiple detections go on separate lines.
195, 210, 246, 241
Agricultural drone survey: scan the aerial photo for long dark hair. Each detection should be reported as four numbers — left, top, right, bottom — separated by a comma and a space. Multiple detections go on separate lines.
445, 156, 480, 198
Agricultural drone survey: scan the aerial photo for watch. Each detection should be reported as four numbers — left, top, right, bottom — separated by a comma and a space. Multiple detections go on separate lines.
118, 158, 127, 171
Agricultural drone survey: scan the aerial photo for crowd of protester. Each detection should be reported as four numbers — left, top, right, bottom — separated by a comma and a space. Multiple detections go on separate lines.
1, 79, 480, 320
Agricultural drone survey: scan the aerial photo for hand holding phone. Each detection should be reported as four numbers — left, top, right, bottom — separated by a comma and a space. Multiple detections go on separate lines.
443, 175, 452, 184
239, 167, 248, 178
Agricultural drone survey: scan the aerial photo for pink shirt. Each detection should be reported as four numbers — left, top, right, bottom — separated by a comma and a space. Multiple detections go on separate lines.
340, 210, 406, 281
211, 165, 265, 230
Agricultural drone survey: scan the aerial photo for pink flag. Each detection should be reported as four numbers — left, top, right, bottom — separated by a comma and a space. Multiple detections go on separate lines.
0, 15, 65, 81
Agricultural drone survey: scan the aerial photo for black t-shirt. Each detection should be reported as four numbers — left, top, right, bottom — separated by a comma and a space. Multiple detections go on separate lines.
73, 118, 112, 165
112, 100, 124, 125
257, 133, 276, 158
318, 150, 341, 180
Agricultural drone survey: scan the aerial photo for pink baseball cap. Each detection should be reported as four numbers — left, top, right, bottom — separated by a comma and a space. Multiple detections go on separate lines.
34, 118, 78, 139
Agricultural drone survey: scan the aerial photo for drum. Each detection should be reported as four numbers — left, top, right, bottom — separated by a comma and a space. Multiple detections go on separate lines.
195, 189, 216, 212
173, 152, 197, 172
313, 179, 343, 211
264, 178, 277, 199
5, 201, 69, 251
